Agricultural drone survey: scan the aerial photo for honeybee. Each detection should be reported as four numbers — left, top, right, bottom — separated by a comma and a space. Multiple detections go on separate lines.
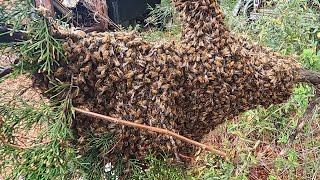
47, 0, 301, 163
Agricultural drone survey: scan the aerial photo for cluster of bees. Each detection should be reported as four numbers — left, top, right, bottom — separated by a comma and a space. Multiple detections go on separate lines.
44, 0, 300, 161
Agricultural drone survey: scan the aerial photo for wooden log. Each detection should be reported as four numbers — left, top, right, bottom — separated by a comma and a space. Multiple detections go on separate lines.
297, 69, 320, 85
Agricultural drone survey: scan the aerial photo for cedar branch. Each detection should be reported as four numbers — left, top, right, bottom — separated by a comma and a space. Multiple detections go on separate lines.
74, 107, 228, 158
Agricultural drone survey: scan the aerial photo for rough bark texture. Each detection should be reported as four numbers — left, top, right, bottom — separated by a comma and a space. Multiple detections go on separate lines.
297, 69, 320, 85
38, 0, 303, 160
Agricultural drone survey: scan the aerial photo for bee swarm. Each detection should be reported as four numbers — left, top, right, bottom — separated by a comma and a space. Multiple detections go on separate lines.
41, 0, 301, 160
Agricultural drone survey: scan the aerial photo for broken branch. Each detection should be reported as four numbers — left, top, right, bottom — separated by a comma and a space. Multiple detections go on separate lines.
288, 69, 320, 143
289, 85, 320, 143
297, 69, 320, 85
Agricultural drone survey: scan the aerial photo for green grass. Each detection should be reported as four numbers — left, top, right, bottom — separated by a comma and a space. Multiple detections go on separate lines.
141, 23, 181, 42
189, 1, 320, 179
145, 0, 176, 30
221, 0, 319, 55
131, 154, 186, 180
0, 0, 319, 179
136, 0, 320, 179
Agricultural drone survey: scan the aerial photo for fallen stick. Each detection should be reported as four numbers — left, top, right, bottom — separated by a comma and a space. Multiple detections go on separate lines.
289, 85, 320, 143
288, 70, 320, 143
74, 107, 228, 158
0, 67, 12, 78
0, 24, 28, 43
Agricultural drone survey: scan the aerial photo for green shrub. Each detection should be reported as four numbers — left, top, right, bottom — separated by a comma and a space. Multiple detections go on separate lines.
300, 48, 320, 70
146, 0, 176, 29
224, 0, 319, 55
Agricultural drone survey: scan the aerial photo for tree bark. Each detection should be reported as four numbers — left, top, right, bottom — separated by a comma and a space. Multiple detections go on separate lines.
297, 68, 320, 85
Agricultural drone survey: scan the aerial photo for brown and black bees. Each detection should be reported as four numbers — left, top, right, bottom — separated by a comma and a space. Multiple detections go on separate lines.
39, 0, 300, 163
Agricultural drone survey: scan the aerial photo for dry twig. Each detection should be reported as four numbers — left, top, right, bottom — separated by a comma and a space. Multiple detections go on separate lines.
74, 107, 228, 158
288, 69, 320, 143
289, 85, 320, 143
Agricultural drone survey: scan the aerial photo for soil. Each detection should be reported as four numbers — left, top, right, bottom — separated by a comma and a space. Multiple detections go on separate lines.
0, 74, 44, 104
0, 74, 48, 180
0, 49, 17, 67
249, 165, 270, 180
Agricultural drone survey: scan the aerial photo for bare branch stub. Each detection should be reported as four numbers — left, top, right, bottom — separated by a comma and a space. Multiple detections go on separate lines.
297, 69, 320, 85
